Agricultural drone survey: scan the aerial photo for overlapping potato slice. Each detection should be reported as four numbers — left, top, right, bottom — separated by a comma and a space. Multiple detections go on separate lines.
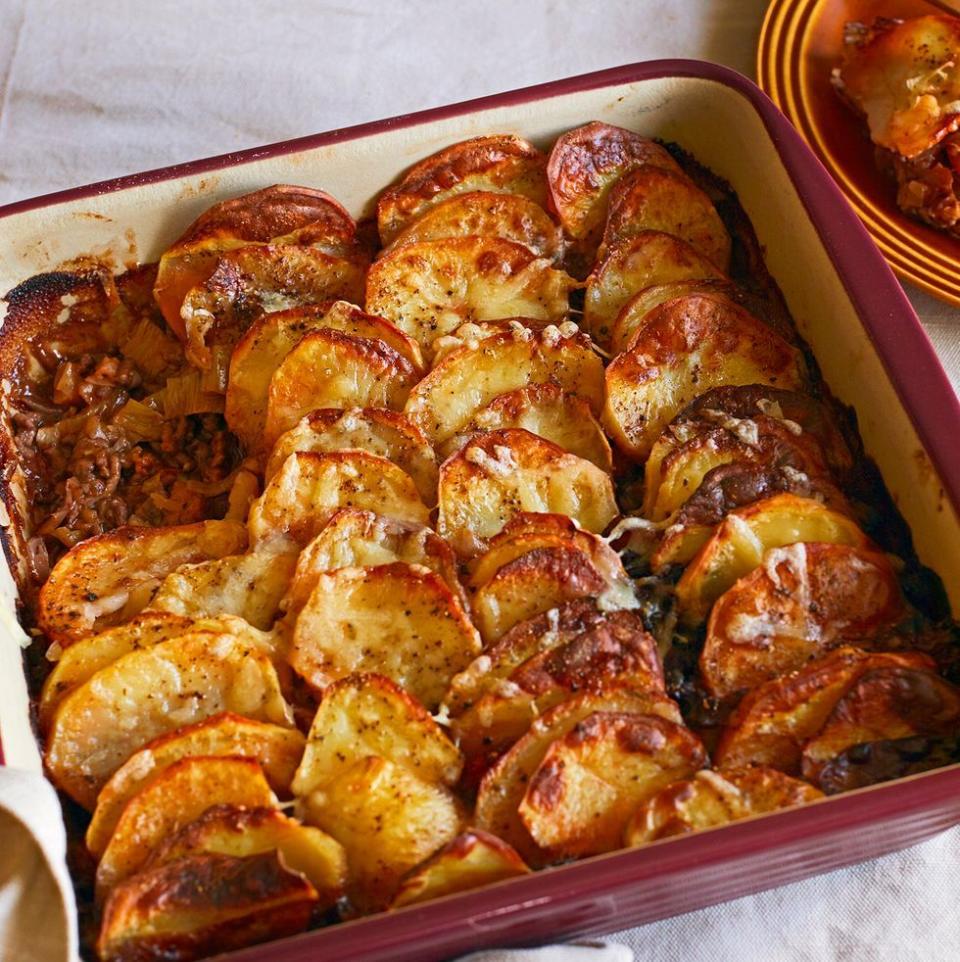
701, 543, 904, 699
391, 829, 530, 908
97, 850, 316, 962
302, 756, 464, 912
624, 767, 823, 846
404, 323, 603, 446
546, 122, 681, 248
518, 711, 707, 858
583, 232, 724, 344
180, 245, 367, 368
263, 329, 416, 447
291, 673, 461, 798
365, 237, 575, 360
604, 293, 805, 461
37, 520, 248, 647
377, 134, 548, 244
225, 300, 423, 451
289, 563, 481, 709
153, 184, 357, 336
86, 712, 305, 858
437, 429, 618, 557
146, 805, 347, 906
384, 190, 563, 262
46, 632, 292, 809
714, 647, 936, 773
95, 755, 280, 894
247, 450, 429, 548
674, 494, 871, 625
265, 408, 438, 504
475, 688, 682, 863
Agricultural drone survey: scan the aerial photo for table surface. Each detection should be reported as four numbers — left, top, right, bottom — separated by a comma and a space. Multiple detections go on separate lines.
1, 2, 958, 960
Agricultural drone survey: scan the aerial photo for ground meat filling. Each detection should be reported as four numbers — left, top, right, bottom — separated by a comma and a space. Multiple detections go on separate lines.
877, 137, 960, 235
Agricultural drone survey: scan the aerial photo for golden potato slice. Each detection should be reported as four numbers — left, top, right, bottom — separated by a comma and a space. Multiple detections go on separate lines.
714, 647, 936, 773
302, 756, 463, 912
384, 190, 563, 262
519, 712, 707, 858
247, 450, 429, 548
37, 520, 248, 647
291, 673, 462, 798
675, 494, 871, 625
441, 382, 613, 470
391, 829, 530, 908
262, 329, 416, 447
264, 408, 438, 504
437, 429, 618, 557
404, 323, 603, 446
546, 122, 682, 247
225, 300, 423, 452
98, 850, 315, 962
146, 543, 298, 630
600, 166, 731, 270
289, 563, 481, 709
701, 543, 904, 699
181, 245, 366, 368
154, 184, 357, 338
377, 134, 547, 244
146, 805, 346, 906
86, 712, 305, 858
46, 632, 292, 809
604, 293, 804, 461
365, 236, 575, 360
95, 755, 280, 894
625, 767, 823, 847
583, 232, 724, 344
475, 687, 682, 864
283, 509, 465, 619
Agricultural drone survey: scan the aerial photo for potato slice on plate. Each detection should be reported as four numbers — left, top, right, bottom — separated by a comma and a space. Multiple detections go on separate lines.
154, 184, 357, 338
95, 755, 280, 895
600, 166, 731, 270
384, 190, 563, 262
98, 850, 316, 962
265, 408, 438, 504
225, 300, 423, 451
475, 687, 682, 864
625, 767, 823, 847
701, 543, 904, 699
404, 323, 603, 446
46, 632, 292, 809
377, 134, 547, 244
37, 520, 248, 647
247, 450, 429, 548
146, 804, 346, 906
86, 712, 305, 858
546, 122, 681, 248
437, 429, 618, 557
603, 292, 805, 461
181, 245, 366, 368
365, 236, 575, 360
583, 232, 724, 345
263, 329, 416, 447
289, 562, 481, 709
291, 673, 462, 798
302, 756, 464, 912
714, 647, 936, 773
675, 494, 871, 625
441, 382, 613, 470
391, 829, 530, 908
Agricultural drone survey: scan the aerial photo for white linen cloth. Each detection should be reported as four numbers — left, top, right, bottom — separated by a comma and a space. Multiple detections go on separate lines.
1, 1, 959, 960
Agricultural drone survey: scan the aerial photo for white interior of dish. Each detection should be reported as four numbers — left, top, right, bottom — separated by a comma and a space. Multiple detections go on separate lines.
2, 74, 958, 771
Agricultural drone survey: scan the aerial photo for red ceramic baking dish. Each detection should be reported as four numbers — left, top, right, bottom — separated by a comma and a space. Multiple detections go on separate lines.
2, 59, 960, 961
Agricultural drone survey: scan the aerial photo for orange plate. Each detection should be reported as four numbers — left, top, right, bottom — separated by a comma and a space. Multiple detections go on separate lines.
758, 0, 960, 306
